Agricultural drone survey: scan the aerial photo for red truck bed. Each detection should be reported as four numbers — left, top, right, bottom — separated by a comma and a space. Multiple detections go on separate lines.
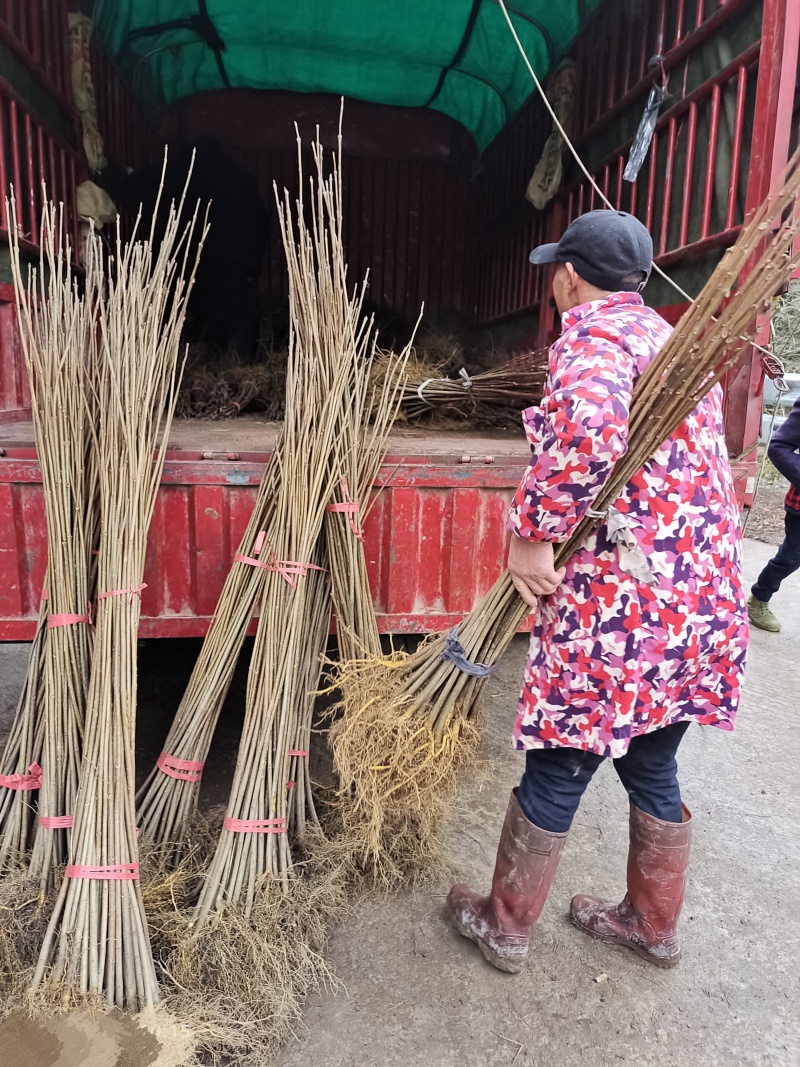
0, 416, 531, 640
0, 0, 797, 642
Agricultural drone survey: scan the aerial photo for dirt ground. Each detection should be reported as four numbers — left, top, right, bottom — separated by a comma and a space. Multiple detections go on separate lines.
0, 532, 796, 1066
744, 482, 789, 544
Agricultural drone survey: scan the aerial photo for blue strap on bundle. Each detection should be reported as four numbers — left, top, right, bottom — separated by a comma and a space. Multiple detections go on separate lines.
440, 625, 496, 678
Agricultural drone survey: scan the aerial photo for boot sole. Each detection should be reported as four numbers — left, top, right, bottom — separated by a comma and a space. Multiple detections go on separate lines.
447, 907, 525, 974
570, 914, 681, 969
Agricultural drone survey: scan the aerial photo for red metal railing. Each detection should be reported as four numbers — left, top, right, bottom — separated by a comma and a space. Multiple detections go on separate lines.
0, 0, 71, 107
561, 39, 759, 267
0, 79, 80, 255
474, 0, 762, 325
574, 0, 754, 145
90, 40, 158, 173
471, 77, 552, 323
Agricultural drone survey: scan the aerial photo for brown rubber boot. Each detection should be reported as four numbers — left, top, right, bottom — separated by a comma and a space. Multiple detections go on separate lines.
447, 789, 568, 973
570, 803, 691, 968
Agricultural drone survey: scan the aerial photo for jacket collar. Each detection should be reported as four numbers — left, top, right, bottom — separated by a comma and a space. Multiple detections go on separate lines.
561, 292, 644, 332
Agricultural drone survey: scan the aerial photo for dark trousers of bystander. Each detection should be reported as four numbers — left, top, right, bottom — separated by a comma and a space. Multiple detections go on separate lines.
517, 721, 690, 834
752, 510, 800, 602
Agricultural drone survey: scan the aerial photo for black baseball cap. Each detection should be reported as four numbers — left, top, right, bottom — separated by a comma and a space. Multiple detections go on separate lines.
528, 209, 653, 292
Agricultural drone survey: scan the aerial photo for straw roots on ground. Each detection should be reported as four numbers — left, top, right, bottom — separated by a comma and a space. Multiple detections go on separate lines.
147, 829, 354, 1067
0, 870, 56, 1004
327, 647, 481, 888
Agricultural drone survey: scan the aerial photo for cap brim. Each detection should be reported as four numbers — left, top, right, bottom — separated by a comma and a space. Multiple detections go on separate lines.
528, 242, 560, 266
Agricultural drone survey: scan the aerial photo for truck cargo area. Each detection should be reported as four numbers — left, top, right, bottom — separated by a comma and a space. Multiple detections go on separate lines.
1, 0, 798, 638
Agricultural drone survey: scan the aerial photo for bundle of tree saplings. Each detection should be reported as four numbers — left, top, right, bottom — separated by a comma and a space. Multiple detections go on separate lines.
135, 451, 282, 857
193, 135, 356, 918
0, 606, 46, 870
331, 145, 800, 882
8, 200, 99, 901
382, 349, 547, 421
324, 324, 415, 665
176, 349, 288, 420
30, 177, 204, 1011
153, 131, 397, 1066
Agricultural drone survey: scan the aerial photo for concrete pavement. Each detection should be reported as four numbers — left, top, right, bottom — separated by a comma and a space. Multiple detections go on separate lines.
277, 538, 800, 1067
0, 538, 796, 1066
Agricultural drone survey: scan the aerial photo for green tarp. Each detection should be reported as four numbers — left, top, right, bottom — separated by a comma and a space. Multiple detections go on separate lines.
94, 0, 600, 150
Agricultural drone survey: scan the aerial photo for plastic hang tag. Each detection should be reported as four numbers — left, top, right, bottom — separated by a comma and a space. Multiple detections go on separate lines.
623, 84, 669, 184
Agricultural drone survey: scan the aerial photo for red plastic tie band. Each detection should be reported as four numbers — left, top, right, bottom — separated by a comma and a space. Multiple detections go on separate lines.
234, 530, 266, 571
288, 749, 309, 757
157, 752, 204, 783
48, 604, 92, 629
326, 479, 365, 541
65, 863, 139, 881
40, 589, 48, 603
287, 781, 296, 790
0, 763, 43, 791
97, 583, 147, 603
223, 817, 287, 834
40, 814, 74, 829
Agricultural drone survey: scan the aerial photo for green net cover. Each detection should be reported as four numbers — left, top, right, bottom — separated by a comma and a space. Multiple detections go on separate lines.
94, 0, 599, 150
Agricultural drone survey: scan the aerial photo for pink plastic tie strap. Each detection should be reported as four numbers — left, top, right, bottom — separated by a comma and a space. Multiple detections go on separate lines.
234, 553, 326, 590
40, 814, 74, 829
223, 817, 287, 834
0, 762, 43, 791
97, 583, 147, 603
157, 752, 204, 783
234, 531, 326, 590
48, 604, 92, 629
267, 558, 326, 590
288, 749, 309, 757
326, 479, 365, 541
65, 863, 139, 881
234, 530, 266, 571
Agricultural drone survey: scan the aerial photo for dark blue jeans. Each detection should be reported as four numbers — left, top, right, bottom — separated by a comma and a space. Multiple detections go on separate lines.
517, 722, 690, 833
752, 511, 800, 602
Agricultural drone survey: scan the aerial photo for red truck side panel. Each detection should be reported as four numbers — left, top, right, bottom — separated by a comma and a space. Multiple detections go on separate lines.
0, 444, 527, 641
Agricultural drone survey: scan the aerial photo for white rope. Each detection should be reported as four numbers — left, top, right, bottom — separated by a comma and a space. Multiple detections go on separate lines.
416, 378, 436, 404
741, 374, 790, 536
495, 0, 781, 365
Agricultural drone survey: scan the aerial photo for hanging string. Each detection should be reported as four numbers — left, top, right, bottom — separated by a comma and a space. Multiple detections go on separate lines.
494, 0, 784, 368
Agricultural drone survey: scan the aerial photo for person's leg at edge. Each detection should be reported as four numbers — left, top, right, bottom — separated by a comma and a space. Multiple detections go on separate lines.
447, 746, 603, 973
571, 721, 692, 968
749, 511, 800, 632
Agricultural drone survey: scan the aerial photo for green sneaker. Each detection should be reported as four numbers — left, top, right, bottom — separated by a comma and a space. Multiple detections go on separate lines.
747, 595, 781, 633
